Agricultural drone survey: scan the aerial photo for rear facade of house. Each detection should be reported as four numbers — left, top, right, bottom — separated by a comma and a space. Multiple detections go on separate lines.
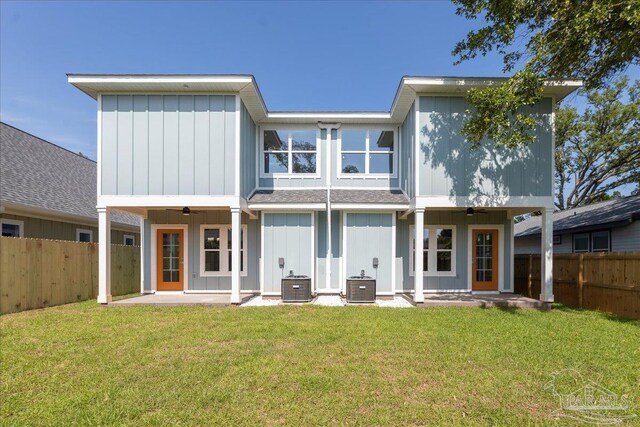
69, 75, 581, 304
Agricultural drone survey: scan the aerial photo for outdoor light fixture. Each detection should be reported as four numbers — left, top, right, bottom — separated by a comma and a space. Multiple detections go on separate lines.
466, 207, 474, 216
182, 207, 190, 216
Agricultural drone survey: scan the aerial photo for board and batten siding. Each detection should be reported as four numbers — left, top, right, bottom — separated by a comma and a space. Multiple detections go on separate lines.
418, 96, 553, 197
344, 213, 394, 294
240, 101, 257, 198
316, 210, 342, 290
396, 211, 513, 292
101, 95, 237, 196
262, 213, 314, 294
400, 102, 415, 198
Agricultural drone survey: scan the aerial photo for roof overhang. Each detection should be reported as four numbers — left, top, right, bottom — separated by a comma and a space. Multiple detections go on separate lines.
68, 74, 583, 125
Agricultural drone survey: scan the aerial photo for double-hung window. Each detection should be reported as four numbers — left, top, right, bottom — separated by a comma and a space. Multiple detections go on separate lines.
410, 225, 456, 276
200, 225, 247, 276
573, 230, 610, 253
263, 129, 317, 175
339, 129, 395, 175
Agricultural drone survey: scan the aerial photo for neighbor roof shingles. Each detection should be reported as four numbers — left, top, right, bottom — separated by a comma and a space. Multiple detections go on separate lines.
514, 195, 640, 237
0, 122, 138, 227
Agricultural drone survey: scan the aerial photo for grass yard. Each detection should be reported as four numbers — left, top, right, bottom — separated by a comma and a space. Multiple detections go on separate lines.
1, 301, 639, 426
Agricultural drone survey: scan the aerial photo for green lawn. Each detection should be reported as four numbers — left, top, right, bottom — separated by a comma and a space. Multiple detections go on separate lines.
1, 302, 639, 426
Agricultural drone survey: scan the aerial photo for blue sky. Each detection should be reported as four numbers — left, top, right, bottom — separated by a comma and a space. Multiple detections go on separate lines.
0, 1, 636, 162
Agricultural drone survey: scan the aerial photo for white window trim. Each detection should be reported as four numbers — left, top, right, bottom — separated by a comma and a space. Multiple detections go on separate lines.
76, 228, 93, 243
199, 224, 248, 277
337, 127, 398, 178
591, 230, 611, 252
123, 234, 135, 245
260, 127, 321, 178
409, 225, 457, 277
0, 218, 24, 237
573, 232, 590, 253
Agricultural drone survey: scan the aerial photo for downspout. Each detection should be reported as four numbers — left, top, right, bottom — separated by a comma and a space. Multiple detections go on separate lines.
318, 122, 340, 292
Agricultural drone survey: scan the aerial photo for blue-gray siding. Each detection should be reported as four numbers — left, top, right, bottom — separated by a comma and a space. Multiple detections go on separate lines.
400, 102, 415, 198
316, 210, 342, 290
101, 94, 237, 196
418, 96, 553, 197
515, 221, 640, 254
397, 211, 512, 292
262, 213, 314, 293
344, 213, 394, 293
240, 101, 257, 198
142, 210, 259, 292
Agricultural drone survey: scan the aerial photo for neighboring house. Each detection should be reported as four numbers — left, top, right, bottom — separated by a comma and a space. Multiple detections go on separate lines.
515, 195, 640, 254
68, 74, 581, 303
0, 122, 139, 244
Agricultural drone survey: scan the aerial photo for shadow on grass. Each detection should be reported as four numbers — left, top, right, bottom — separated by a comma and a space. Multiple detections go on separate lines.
552, 303, 640, 325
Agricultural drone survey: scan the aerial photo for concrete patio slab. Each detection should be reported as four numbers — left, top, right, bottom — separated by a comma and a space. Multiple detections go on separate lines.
110, 293, 256, 307
410, 293, 551, 310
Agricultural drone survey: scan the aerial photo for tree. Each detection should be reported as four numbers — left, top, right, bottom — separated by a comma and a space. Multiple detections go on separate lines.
555, 77, 639, 210
452, 0, 640, 147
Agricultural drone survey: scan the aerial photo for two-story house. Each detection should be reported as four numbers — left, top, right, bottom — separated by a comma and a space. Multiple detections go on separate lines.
68, 74, 580, 304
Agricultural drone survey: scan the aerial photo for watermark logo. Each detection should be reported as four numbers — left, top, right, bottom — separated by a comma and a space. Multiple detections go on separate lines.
545, 369, 636, 424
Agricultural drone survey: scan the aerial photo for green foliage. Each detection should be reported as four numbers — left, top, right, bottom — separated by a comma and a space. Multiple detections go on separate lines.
555, 77, 640, 209
452, 0, 640, 147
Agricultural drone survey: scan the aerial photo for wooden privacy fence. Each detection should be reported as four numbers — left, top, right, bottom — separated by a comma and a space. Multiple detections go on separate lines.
514, 252, 640, 319
0, 237, 140, 314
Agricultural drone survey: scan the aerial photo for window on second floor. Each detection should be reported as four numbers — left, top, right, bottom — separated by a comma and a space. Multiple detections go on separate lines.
262, 129, 318, 176
339, 129, 395, 176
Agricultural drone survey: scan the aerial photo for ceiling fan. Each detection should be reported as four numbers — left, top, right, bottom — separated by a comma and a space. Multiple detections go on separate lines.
166, 207, 204, 216
454, 207, 489, 216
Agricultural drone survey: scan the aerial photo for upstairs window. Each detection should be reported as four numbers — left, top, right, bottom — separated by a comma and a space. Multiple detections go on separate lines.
339, 129, 395, 175
262, 129, 318, 175
1, 219, 24, 237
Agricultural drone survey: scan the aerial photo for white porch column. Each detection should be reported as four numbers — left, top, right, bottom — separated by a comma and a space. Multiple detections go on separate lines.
414, 208, 425, 303
540, 207, 554, 302
97, 207, 112, 304
231, 207, 242, 304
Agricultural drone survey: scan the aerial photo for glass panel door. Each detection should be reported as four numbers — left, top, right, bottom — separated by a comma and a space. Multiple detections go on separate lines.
472, 229, 498, 291
156, 229, 184, 291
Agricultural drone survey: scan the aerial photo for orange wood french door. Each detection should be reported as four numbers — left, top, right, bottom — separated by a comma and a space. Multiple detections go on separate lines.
156, 228, 184, 291
472, 229, 499, 291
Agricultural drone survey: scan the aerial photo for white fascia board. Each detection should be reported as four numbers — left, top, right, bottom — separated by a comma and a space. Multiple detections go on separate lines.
67, 75, 254, 84
414, 196, 554, 209
247, 203, 326, 211
98, 195, 241, 209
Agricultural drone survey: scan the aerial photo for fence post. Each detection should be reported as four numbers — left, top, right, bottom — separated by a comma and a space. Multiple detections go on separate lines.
578, 254, 584, 308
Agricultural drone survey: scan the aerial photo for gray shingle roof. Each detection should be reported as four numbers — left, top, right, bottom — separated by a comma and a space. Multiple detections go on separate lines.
0, 122, 139, 227
515, 195, 640, 237
248, 189, 409, 205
